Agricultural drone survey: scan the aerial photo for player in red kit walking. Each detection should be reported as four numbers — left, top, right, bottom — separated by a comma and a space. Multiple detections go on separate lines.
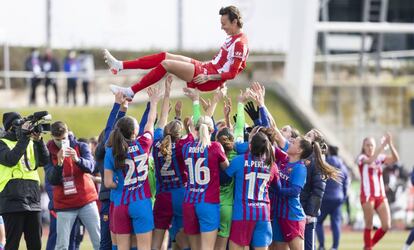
357, 133, 399, 250
104, 6, 248, 99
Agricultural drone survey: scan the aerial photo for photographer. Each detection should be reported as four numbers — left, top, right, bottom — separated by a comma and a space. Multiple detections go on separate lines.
45, 121, 100, 250
0, 112, 49, 250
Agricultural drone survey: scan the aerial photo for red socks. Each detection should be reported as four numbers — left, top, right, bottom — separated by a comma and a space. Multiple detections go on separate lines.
364, 228, 387, 249
131, 64, 167, 93
372, 228, 387, 246
123, 52, 166, 70
364, 229, 372, 249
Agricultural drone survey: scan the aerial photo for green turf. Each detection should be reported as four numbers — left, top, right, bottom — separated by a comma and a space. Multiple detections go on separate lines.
18, 229, 409, 249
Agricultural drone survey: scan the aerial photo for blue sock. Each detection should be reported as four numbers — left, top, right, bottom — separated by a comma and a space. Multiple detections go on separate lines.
130, 247, 137, 250
182, 248, 191, 250
112, 245, 118, 250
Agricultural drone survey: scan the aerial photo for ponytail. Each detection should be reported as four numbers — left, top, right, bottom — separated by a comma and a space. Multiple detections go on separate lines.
160, 135, 172, 162
198, 123, 211, 149
107, 127, 129, 169
196, 116, 214, 150
313, 141, 340, 182
160, 120, 183, 161
106, 116, 137, 169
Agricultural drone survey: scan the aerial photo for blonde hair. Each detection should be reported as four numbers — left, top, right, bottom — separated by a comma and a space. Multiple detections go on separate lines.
196, 116, 214, 149
160, 120, 183, 162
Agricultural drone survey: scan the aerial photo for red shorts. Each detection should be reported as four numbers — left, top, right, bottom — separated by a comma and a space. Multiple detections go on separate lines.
278, 218, 305, 242
361, 196, 386, 210
187, 60, 225, 92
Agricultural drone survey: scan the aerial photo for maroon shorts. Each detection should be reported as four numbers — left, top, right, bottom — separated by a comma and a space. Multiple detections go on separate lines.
153, 192, 173, 229
187, 59, 225, 92
229, 220, 272, 247
109, 202, 115, 232
278, 217, 306, 242
361, 196, 386, 210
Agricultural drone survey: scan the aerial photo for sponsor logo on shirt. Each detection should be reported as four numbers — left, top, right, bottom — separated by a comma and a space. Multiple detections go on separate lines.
279, 172, 290, 181
190, 187, 205, 193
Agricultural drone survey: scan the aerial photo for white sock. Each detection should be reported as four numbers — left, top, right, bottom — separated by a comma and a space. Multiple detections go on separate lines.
403, 244, 410, 250
126, 87, 134, 96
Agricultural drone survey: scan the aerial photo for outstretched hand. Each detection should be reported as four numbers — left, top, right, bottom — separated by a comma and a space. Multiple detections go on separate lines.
244, 101, 259, 121
183, 87, 200, 102
164, 74, 173, 94
147, 87, 162, 103
175, 100, 182, 119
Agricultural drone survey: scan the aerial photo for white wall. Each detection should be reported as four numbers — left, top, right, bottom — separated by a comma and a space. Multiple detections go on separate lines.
0, 0, 292, 51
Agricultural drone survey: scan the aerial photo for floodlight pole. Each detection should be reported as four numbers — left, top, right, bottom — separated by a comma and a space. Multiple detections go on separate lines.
46, 0, 51, 48
177, 0, 183, 51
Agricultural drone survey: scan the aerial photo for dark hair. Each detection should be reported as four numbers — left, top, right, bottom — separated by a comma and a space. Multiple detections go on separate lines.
328, 145, 339, 156
250, 131, 275, 166
51, 121, 68, 137
78, 138, 88, 143
107, 116, 136, 169
250, 126, 277, 146
299, 138, 313, 160
299, 138, 340, 182
216, 127, 234, 153
160, 120, 183, 162
219, 6, 243, 28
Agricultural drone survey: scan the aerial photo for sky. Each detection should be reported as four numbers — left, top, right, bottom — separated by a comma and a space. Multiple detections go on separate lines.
0, 0, 292, 52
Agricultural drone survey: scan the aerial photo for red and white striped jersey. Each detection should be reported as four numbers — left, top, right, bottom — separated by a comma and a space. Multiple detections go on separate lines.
358, 154, 387, 202
209, 33, 249, 80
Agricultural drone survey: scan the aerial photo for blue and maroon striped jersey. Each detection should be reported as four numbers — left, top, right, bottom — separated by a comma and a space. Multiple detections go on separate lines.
104, 131, 153, 206
182, 141, 227, 203
152, 128, 194, 193
273, 160, 307, 221
225, 153, 278, 221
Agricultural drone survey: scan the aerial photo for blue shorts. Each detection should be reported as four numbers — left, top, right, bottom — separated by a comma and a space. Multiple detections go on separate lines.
229, 220, 272, 247
183, 202, 220, 235
112, 198, 154, 234
0, 216, 3, 225
272, 218, 284, 242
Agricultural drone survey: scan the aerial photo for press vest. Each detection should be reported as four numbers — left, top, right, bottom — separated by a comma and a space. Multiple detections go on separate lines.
0, 138, 39, 192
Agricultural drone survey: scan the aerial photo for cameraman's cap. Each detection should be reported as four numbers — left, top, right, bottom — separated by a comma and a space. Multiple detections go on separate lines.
2, 112, 21, 131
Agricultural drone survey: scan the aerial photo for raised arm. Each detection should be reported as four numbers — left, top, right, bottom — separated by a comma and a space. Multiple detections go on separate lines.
144, 87, 162, 134
157, 75, 173, 129
224, 97, 233, 130
234, 89, 248, 143
174, 100, 182, 121
103, 92, 125, 143
383, 133, 400, 165
250, 82, 286, 148
205, 87, 225, 117
183, 87, 201, 125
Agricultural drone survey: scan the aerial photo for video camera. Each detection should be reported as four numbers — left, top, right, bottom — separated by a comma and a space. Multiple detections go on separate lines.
13, 111, 52, 134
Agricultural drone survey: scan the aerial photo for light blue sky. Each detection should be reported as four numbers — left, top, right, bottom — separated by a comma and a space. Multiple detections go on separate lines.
0, 0, 292, 52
